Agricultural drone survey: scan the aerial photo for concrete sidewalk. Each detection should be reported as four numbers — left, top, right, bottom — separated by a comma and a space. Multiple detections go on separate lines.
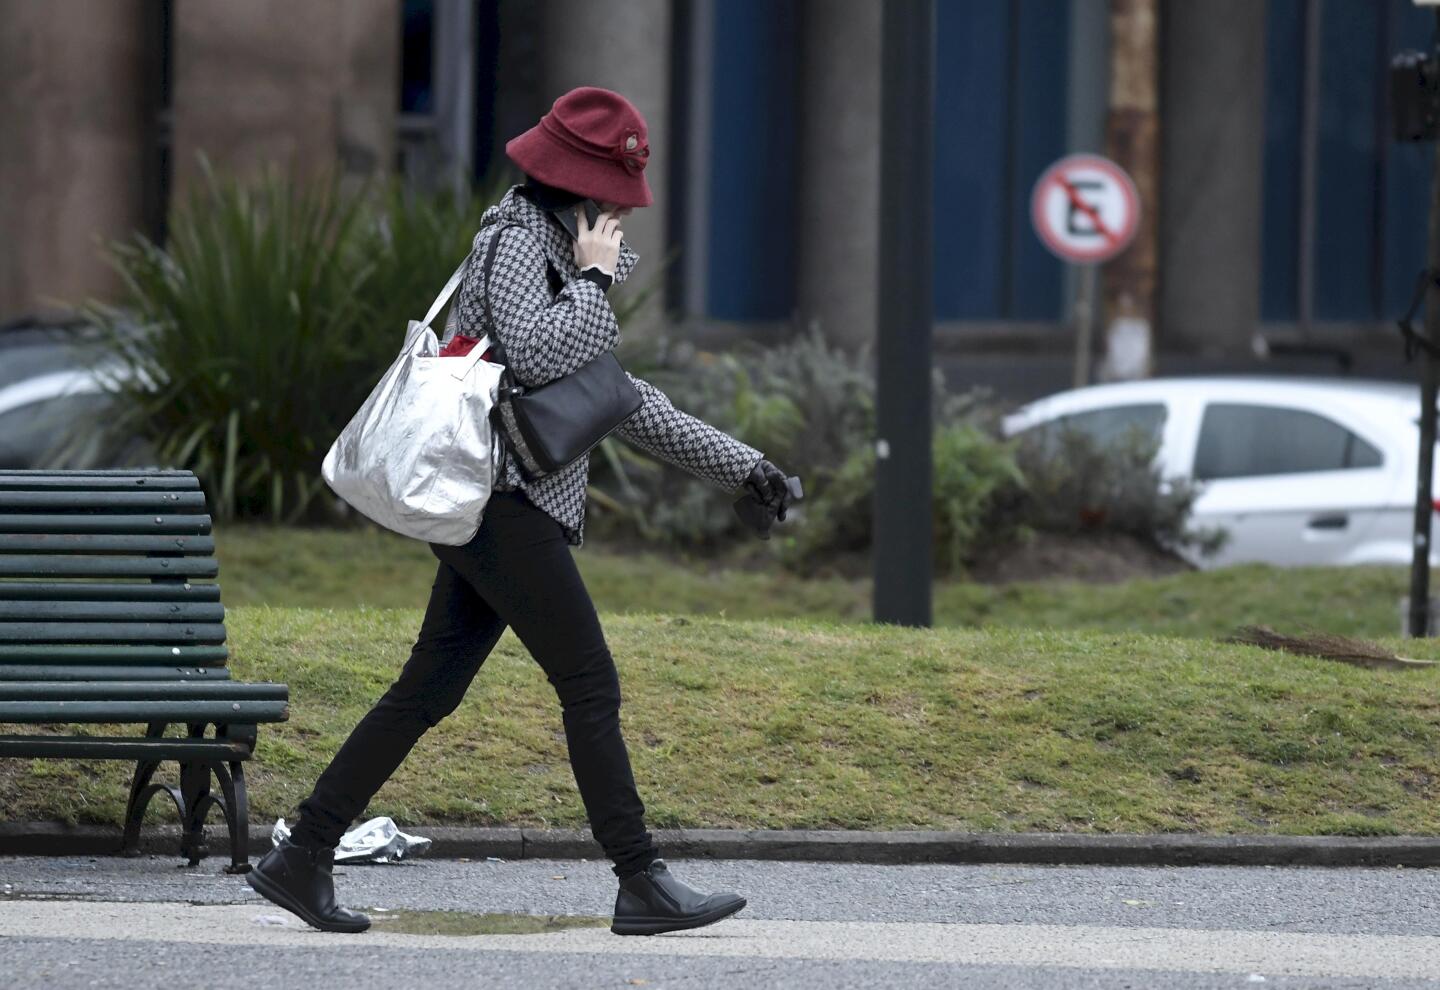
5, 855, 1440, 988
6, 820, 1440, 868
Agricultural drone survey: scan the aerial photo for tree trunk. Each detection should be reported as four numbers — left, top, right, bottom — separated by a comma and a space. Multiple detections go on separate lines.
1099, 0, 1159, 380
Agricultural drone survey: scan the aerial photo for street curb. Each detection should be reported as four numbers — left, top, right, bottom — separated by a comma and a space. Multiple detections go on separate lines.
4, 822, 1440, 868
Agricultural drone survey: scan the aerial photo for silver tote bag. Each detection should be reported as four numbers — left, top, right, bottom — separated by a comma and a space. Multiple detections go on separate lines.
321, 251, 506, 546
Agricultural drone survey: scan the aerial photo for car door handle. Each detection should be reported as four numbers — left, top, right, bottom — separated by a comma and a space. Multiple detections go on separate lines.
1307, 513, 1349, 531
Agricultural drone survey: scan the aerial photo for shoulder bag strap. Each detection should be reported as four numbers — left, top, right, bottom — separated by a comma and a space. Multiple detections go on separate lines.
419, 250, 475, 333
480, 223, 515, 366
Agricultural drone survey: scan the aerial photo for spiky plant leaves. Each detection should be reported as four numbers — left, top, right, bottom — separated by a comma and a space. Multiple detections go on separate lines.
66, 159, 508, 522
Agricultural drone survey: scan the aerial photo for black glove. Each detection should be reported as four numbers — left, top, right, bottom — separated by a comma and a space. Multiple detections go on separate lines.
734, 459, 803, 539
743, 459, 794, 519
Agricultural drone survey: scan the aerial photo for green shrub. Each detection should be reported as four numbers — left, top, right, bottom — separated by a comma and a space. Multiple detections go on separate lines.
585, 324, 1028, 555
352, 178, 503, 359
785, 419, 1225, 574
71, 161, 506, 521
782, 424, 1025, 575
584, 325, 889, 548
932, 424, 1028, 571
1009, 426, 1225, 556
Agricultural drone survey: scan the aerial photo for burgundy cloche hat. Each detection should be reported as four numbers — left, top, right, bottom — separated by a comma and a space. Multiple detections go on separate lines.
506, 86, 653, 208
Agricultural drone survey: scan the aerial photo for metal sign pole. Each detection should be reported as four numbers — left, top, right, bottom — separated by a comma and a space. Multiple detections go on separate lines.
1031, 155, 1140, 388
1405, 5, 1440, 637
873, 0, 935, 628
1072, 264, 1099, 388
1409, 263, 1437, 637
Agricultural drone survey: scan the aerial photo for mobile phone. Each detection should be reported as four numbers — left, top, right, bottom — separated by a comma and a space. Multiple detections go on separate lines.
553, 199, 602, 241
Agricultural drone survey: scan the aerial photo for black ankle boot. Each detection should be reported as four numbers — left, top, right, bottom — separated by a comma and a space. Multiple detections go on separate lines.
245, 838, 371, 933
611, 858, 746, 936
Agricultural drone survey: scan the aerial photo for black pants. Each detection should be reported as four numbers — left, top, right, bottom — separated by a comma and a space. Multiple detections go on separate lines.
289, 489, 660, 878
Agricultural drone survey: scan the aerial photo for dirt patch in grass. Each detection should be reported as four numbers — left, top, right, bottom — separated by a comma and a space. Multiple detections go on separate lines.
969, 531, 1193, 585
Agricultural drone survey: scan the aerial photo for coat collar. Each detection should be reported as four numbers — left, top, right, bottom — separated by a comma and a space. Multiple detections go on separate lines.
475, 184, 639, 285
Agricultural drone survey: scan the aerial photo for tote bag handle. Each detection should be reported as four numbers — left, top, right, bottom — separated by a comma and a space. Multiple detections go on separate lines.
417, 248, 476, 337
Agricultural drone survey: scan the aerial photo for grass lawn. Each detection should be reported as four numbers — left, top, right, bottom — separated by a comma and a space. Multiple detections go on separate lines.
214, 525, 1409, 639
4, 607, 1439, 835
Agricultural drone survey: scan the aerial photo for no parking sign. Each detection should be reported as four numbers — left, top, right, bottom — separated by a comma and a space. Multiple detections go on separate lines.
1030, 154, 1140, 264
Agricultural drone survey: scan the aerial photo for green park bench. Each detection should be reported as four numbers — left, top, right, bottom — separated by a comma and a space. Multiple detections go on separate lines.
0, 469, 288, 873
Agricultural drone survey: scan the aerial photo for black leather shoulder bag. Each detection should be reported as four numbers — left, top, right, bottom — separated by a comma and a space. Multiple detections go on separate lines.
479, 223, 643, 480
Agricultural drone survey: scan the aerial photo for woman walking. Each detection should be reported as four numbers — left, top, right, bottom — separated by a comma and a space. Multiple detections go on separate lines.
246, 87, 796, 936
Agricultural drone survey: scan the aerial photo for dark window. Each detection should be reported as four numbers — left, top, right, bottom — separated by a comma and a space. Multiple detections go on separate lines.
1194, 403, 1383, 480
1053, 403, 1167, 447
705, 0, 800, 319
1261, 0, 1435, 321
401, 0, 435, 115
933, 0, 1069, 320
1022, 403, 1166, 460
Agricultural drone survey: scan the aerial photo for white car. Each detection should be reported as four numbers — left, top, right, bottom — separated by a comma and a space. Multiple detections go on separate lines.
1002, 377, 1434, 568
0, 314, 152, 469
0, 369, 120, 468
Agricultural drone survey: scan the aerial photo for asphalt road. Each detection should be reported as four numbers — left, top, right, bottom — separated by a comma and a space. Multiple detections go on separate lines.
3, 855, 1440, 988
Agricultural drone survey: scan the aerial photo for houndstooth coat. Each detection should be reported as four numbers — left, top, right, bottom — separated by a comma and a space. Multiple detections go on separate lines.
444, 184, 764, 547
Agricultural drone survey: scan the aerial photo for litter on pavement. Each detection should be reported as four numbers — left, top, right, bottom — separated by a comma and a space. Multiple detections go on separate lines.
270, 816, 433, 864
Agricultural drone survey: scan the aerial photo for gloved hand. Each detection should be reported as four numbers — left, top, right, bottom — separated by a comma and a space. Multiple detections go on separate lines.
743, 459, 794, 519
734, 459, 803, 539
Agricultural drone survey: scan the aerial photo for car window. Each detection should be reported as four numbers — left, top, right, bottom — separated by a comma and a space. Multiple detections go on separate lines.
1193, 403, 1383, 481
1053, 404, 1167, 446
1020, 402, 1166, 449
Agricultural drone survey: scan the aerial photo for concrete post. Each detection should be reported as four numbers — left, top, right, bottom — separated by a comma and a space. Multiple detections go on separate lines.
796, 0, 883, 354
0, 0, 149, 317
170, 0, 399, 193
1159, 0, 1265, 355
534, 0, 671, 324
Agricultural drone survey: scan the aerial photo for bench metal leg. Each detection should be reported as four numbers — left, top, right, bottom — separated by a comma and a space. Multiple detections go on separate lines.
178, 762, 211, 865
121, 761, 165, 856
122, 723, 174, 857
177, 724, 212, 866
212, 760, 251, 873
120, 723, 259, 869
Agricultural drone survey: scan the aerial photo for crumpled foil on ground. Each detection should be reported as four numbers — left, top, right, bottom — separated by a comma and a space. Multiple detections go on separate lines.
271, 816, 433, 864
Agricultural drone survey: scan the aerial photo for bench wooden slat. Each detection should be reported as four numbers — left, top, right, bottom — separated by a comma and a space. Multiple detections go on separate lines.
0, 734, 253, 761
0, 469, 194, 476
0, 468, 282, 871
0, 644, 228, 663
0, 644, 227, 661
0, 601, 225, 623
0, 665, 230, 681
0, 475, 201, 491
0, 582, 221, 602
0, 514, 212, 535
0, 699, 288, 723
0, 491, 208, 512
0, 534, 216, 555
0, 556, 219, 578
0, 681, 286, 701
0, 621, 226, 643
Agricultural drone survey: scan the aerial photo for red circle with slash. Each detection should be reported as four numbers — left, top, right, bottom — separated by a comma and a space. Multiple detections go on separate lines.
1030, 154, 1140, 264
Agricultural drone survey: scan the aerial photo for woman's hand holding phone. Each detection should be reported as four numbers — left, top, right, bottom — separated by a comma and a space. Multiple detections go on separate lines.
573, 206, 623, 276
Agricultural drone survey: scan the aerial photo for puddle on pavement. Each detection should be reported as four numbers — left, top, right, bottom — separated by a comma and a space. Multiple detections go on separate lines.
2, 888, 610, 936
365, 908, 609, 936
